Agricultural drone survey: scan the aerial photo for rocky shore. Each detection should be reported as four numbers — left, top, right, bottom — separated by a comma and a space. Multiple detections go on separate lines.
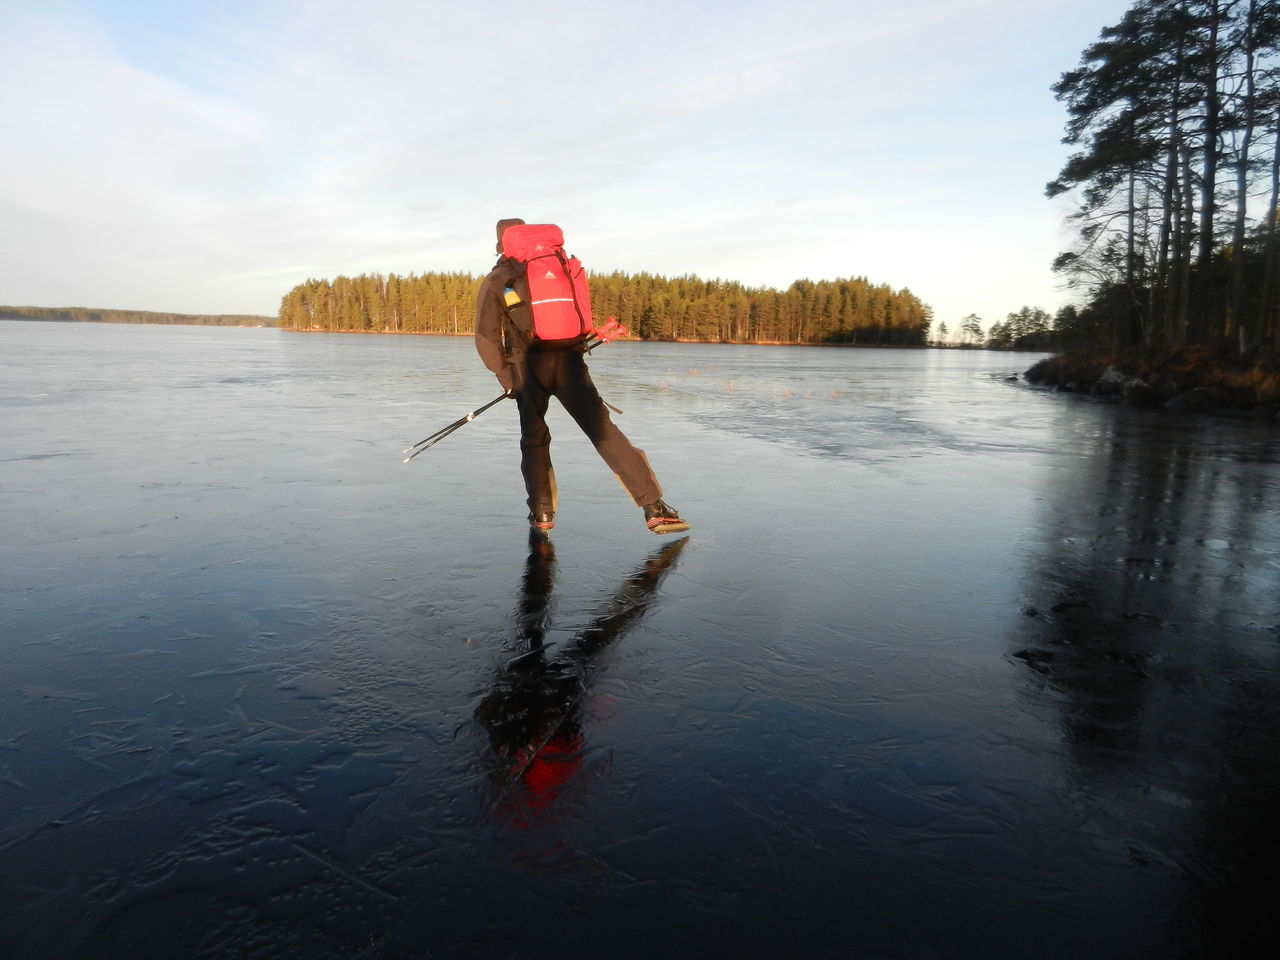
1024, 348, 1280, 421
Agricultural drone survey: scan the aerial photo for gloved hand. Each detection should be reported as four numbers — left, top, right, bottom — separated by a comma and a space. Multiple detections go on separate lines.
592, 316, 629, 343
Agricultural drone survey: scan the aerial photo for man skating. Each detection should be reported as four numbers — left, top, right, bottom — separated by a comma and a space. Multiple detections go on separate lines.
473, 218, 688, 535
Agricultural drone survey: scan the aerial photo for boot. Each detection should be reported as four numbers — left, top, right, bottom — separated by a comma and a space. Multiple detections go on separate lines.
642, 499, 689, 535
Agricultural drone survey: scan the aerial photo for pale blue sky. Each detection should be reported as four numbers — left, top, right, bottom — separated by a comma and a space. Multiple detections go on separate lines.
0, 0, 1132, 330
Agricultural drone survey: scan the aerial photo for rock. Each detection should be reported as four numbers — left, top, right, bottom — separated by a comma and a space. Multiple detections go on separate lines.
1092, 366, 1127, 398
1122, 377, 1160, 407
1165, 386, 1228, 413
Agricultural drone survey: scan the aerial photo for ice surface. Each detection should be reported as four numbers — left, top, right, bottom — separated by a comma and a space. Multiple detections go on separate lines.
1, 322, 1278, 958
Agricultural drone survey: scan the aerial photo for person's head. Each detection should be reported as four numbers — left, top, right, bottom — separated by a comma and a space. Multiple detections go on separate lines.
495, 218, 525, 254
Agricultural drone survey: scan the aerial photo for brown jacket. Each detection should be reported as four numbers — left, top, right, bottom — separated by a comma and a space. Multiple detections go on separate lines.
474, 257, 526, 393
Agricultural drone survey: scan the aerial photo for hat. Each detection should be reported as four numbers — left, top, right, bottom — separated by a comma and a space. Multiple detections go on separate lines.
495, 218, 525, 253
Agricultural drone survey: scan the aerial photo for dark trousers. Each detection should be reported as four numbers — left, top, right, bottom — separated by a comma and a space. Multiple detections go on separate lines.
514, 348, 661, 512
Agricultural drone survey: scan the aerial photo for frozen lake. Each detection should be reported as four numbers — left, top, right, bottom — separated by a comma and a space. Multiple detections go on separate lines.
2, 321, 1278, 958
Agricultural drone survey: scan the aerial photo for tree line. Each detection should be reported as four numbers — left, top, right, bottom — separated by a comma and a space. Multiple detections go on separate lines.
935, 306, 1079, 351
276, 270, 934, 346
1050, 0, 1280, 354
0, 306, 274, 326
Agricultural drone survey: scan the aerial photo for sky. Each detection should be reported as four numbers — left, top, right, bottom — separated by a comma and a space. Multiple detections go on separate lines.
0, 0, 1135, 331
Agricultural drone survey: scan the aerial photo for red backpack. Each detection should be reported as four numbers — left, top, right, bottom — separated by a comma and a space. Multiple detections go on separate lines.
500, 224, 594, 340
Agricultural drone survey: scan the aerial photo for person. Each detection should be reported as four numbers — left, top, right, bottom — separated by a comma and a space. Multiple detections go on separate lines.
474, 218, 688, 535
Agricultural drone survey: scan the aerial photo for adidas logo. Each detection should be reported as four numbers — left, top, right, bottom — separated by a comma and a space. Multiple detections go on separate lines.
544, 270, 556, 279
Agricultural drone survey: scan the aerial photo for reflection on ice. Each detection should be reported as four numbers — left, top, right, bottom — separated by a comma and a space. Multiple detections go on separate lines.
1005, 408, 1280, 952
476, 533, 688, 826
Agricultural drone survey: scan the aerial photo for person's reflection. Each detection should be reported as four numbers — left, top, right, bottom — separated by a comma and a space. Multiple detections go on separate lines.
474, 531, 688, 824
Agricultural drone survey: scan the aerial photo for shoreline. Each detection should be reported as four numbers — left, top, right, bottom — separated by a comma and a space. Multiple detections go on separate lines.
1025, 348, 1280, 421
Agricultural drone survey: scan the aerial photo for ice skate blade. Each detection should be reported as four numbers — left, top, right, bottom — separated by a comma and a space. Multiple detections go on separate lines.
649, 520, 690, 535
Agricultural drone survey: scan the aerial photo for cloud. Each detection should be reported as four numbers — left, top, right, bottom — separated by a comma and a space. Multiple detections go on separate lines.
2, 9, 264, 216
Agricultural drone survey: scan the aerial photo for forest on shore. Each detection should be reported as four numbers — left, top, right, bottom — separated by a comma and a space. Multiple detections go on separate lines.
1030, 0, 1280, 409
276, 271, 934, 346
0, 306, 274, 327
